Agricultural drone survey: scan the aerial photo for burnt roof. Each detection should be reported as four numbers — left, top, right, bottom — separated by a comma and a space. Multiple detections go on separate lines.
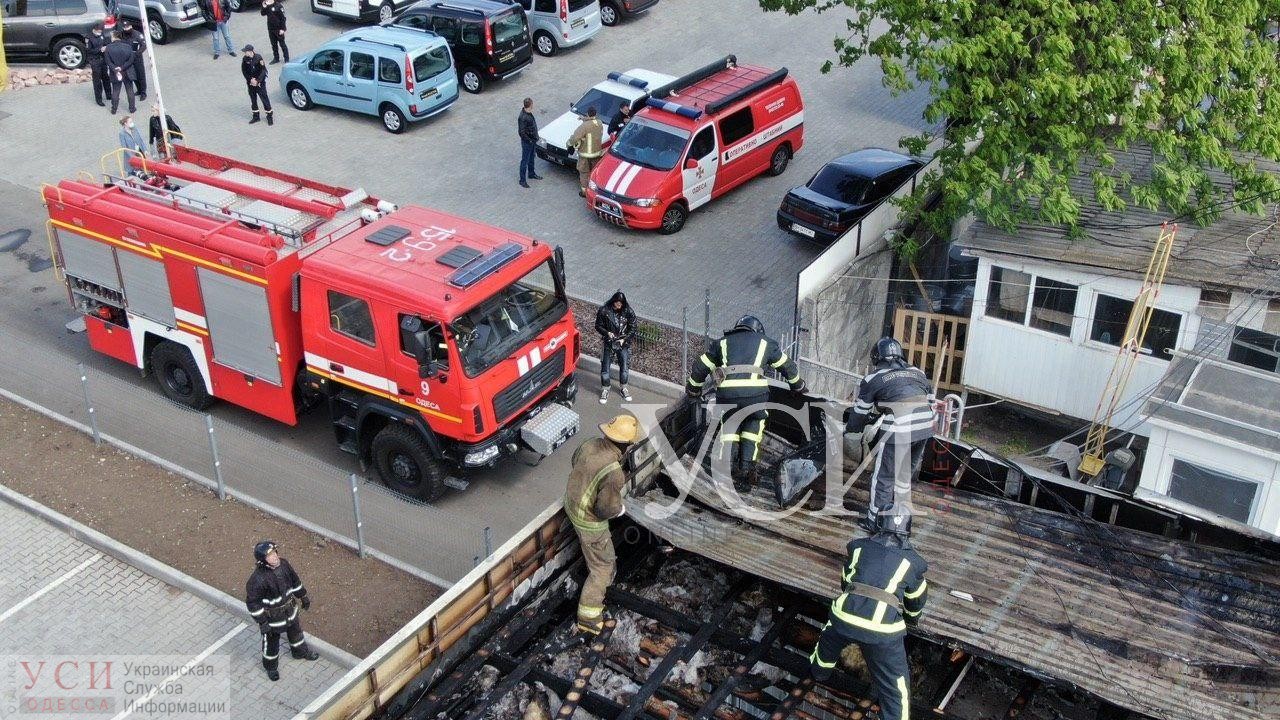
957, 145, 1280, 291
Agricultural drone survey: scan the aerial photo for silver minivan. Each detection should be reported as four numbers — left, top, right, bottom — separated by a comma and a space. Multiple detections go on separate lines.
513, 0, 599, 56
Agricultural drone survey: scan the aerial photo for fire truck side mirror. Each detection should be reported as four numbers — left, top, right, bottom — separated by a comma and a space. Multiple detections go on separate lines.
553, 246, 566, 290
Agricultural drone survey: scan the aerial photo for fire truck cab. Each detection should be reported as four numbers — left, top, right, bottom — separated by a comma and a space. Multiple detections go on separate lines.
43, 147, 580, 502
586, 55, 803, 234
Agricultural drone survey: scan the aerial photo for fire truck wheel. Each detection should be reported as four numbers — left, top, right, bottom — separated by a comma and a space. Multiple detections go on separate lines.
151, 342, 214, 411
657, 202, 688, 235
767, 144, 792, 176
371, 424, 446, 502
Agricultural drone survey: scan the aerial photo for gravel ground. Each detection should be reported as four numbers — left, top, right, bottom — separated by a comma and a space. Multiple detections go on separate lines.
0, 398, 440, 657
569, 297, 710, 387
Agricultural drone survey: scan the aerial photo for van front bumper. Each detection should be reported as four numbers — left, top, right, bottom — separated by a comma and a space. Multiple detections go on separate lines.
586, 188, 664, 230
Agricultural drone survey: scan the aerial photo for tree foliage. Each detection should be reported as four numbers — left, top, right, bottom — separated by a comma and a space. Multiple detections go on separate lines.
760, 0, 1280, 241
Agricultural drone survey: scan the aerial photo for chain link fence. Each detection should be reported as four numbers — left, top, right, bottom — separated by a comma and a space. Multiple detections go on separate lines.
0, 327, 490, 586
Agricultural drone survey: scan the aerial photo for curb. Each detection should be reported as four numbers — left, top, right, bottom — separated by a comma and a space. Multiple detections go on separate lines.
576, 355, 683, 400
0, 482, 362, 670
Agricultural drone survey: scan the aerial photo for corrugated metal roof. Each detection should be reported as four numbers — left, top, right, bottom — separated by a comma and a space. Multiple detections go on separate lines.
957, 146, 1280, 291
627, 443, 1280, 720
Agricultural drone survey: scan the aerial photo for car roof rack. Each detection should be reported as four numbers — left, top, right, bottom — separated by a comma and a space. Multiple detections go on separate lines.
427, 0, 487, 15
702, 67, 789, 115
647, 55, 736, 102
348, 35, 408, 51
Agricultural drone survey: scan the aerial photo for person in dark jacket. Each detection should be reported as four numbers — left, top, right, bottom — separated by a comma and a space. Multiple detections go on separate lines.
845, 337, 935, 530
517, 97, 542, 188
87, 24, 111, 107
686, 315, 805, 493
810, 515, 927, 720
199, 0, 236, 59
241, 45, 273, 125
261, 0, 288, 64
119, 22, 146, 100
607, 100, 630, 137
103, 33, 137, 114
245, 541, 320, 681
595, 291, 636, 404
148, 104, 182, 159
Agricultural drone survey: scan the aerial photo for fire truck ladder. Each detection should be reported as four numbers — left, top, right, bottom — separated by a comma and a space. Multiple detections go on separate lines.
1078, 222, 1178, 478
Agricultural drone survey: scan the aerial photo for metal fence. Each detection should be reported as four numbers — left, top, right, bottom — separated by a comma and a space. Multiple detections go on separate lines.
0, 326, 491, 587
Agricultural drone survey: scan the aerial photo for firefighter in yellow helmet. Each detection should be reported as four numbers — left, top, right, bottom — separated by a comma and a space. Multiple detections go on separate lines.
564, 414, 641, 634
569, 105, 605, 197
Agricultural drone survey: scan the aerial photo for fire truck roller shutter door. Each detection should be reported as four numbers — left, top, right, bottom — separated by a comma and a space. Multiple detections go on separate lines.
56, 229, 123, 292
197, 268, 283, 386
116, 251, 176, 328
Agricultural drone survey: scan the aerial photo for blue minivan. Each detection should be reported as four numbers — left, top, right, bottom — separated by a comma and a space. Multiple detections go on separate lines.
279, 26, 459, 133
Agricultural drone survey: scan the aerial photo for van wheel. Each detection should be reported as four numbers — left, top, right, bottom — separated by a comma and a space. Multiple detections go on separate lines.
533, 30, 557, 56
52, 38, 86, 69
371, 424, 446, 503
381, 104, 407, 133
658, 202, 688, 235
600, 1, 619, 26
767, 144, 792, 176
151, 341, 214, 411
378, 0, 394, 23
147, 12, 169, 44
460, 67, 484, 94
288, 83, 313, 110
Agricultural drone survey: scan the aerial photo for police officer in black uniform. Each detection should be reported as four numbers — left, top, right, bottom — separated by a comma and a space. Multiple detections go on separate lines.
87, 24, 111, 107
810, 514, 928, 720
118, 22, 146, 101
686, 315, 805, 492
102, 31, 137, 114
846, 337, 934, 528
245, 541, 319, 681
240, 45, 274, 125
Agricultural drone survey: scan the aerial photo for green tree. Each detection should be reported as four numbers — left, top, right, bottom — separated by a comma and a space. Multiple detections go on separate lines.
761, 0, 1280, 246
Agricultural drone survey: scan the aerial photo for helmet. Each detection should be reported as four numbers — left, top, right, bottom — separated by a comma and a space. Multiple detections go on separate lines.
871, 336, 904, 365
253, 540, 277, 566
731, 315, 765, 335
861, 512, 912, 538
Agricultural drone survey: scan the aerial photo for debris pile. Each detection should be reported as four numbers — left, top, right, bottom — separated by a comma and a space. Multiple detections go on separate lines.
6, 67, 93, 92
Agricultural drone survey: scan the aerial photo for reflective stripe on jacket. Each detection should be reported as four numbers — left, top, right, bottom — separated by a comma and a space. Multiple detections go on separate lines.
564, 438, 625, 533
686, 329, 801, 400
827, 536, 928, 638
245, 559, 308, 628
570, 117, 605, 159
847, 361, 935, 442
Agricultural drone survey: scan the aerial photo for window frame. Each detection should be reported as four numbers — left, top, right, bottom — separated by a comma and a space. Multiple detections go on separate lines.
327, 290, 377, 347
533, 0, 554, 13
308, 49, 345, 76
459, 19, 482, 45
1228, 325, 1280, 373
685, 126, 716, 162
431, 15, 460, 43
348, 51, 376, 81
718, 107, 755, 146
398, 314, 450, 370
1028, 276, 1079, 337
377, 56, 402, 84
984, 265, 1033, 326
1087, 292, 1182, 360
1167, 457, 1261, 525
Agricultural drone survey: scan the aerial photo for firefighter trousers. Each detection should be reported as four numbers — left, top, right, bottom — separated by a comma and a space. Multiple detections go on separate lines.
716, 394, 769, 477
576, 156, 600, 191
261, 619, 309, 672
810, 623, 911, 720
575, 527, 615, 632
868, 437, 927, 522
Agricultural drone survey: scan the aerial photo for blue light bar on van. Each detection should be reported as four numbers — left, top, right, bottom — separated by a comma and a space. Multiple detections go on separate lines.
645, 97, 702, 119
448, 242, 524, 288
607, 71, 649, 89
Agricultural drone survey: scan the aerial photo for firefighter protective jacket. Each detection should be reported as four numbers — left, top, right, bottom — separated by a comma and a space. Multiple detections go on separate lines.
846, 361, 935, 442
827, 535, 928, 640
246, 558, 308, 630
564, 438, 626, 534
686, 329, 802, 401
569, 117, 605, 160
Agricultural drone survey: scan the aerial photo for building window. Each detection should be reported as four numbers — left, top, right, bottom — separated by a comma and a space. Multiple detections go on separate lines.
1029, 277, 1078, 336
985, 266, 1031, 324
1229, 326, 1280, 373
1168, 459, 1258, 524
1089, 294, 1181, 360
328, 290, 376, 345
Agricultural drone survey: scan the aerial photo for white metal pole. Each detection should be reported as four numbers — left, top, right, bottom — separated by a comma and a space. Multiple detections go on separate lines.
138, 13, 173, 159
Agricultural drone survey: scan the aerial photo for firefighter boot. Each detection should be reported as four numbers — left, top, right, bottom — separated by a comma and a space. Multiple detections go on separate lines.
576, 613, 605, 636
266, 668, 280, 681
249, 111, 261, 124
266, 111, 274, 126
731, 459, 751, 495
291, 645, 319, 661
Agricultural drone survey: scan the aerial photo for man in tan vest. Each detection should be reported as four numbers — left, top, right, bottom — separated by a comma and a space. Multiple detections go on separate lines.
568, 106, 605, 197
564, 414, 640, 634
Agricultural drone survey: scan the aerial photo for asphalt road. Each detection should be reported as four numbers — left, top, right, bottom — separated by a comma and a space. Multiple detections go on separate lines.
0, 0, 932, 581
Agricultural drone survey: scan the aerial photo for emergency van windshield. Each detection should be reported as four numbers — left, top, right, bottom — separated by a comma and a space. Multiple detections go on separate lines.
610, 116, 689, 172
451, 261, 565, 377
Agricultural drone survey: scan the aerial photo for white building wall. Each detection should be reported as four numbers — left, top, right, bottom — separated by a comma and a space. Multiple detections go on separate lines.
963, 257, 1202, 432
1139, 421, 1280, 536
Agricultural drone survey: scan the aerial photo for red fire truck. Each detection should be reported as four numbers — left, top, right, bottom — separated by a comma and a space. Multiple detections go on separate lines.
42, 147, 581, 502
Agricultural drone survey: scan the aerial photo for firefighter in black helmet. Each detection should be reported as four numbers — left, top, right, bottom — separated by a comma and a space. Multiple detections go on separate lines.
245, 541, 319, 681
810, 514, 927, 720
846, 337, 935, 530
686, 315, 805, 492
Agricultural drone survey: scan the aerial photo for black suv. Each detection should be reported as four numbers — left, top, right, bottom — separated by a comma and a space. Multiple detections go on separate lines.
391, 0, 531, 94
2, 0, 106, 69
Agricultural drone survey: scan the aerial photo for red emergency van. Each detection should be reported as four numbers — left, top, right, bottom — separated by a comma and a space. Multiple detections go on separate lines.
585, 55, 803, 234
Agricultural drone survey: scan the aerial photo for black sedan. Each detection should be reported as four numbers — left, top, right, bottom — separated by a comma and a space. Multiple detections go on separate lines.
777, 149, 923, 244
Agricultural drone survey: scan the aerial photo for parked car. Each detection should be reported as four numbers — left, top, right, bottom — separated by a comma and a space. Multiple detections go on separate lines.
512, 0, 598, 56
311, 0, 410, 25
115, 0, 203, 44
597, 0, 654, 26
1, 0, 105, 69
536, 68, 674, 166
391, 0, 531, 94
280, 26, 459, 133
776, 148, 923, 244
